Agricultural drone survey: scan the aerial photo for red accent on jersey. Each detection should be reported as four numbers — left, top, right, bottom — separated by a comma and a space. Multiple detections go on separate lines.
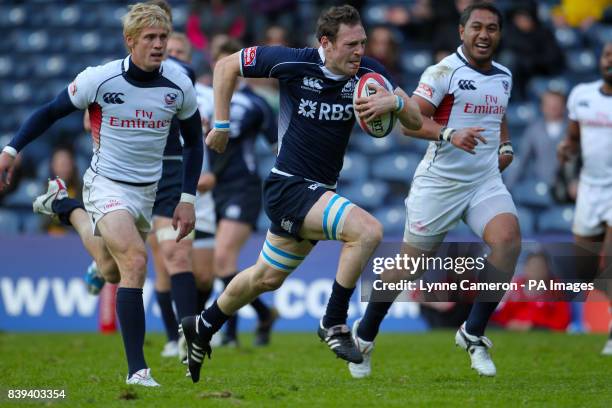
243, 47, 257, 66
433, 94, 454, 126
88, 103, 102, 146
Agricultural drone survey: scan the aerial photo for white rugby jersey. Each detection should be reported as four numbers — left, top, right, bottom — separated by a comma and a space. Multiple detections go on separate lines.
68, 56, 198, 183
194, 83, 215, 229
567, 80, 612, 186
412, 46, 512, 182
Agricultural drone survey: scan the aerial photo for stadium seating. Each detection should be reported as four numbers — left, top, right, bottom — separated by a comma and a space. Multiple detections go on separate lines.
373, 205, 405, 235
511, 179, 554, 209
0, 209, 20, 234
371, 152, 420, 183
538, 205, 574, 233
342, 180, 389, 210
2, 180, 44, 209
340, 153, 369, 182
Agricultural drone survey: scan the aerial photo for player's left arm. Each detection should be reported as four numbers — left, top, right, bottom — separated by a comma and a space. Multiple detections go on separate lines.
498, 115, 514, 172
174, 83, 204, 241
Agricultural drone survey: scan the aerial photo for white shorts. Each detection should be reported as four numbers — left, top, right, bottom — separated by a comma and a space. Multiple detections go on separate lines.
194, 190, 216, 247
404, 174, 517, 247
83, 168, 157, 236
572, 182, 612, 236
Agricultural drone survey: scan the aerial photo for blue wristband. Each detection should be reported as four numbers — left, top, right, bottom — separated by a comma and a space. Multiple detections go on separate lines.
394, 95, 405, 113
214, 120, 230, 132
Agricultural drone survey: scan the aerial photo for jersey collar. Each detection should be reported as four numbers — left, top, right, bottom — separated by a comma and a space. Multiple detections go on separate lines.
317, 46, 349, 81
122, 55, 163, 82
455, 46, 502, 76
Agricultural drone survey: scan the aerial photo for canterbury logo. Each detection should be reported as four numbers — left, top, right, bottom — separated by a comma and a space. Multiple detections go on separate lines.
103, 92, 125, 104
458, 80, 477, 90
302, 77, 322, 90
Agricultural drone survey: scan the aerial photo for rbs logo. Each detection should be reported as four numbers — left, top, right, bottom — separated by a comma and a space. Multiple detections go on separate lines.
297, 99, 354, 121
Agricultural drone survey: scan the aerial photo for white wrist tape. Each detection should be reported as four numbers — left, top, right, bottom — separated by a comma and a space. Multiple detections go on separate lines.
179, 193, 196, 205
2, 146, 18, 158
439, 127, 455, 142
499, 142, 514, 156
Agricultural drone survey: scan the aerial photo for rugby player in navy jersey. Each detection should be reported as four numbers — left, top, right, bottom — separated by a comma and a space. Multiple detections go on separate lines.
0, 3, 203, 386
180, 5, 422, 382
204, 38, 279, 347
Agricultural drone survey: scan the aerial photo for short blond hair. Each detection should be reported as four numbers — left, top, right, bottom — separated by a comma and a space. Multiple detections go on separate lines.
169, 32, 191, 59
122, 3, 172, 48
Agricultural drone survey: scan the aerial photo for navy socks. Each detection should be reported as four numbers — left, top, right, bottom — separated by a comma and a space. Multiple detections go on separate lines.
322, 280, 355, 328
155, 290, 178, 342
116, 287, 147, 376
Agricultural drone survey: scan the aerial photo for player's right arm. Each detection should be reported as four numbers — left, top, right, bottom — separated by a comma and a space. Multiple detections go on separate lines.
206, 51, 241, 153
558, 86, 581, 163
400, 65, 486, 155
0, 88, 79, 190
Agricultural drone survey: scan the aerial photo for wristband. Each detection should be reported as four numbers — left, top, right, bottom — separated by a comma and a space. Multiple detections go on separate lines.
394, 95, 404, 113
214, 120, 230, 132
499, 142, 514, 156
2, 146, 17, 158
179, 193, 196, 205
438, 127, 455, 142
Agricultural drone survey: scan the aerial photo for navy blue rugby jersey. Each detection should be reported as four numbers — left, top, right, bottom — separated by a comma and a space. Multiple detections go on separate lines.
240, 46, 396, 186
207, 84, 277, 184
163, 56, 197, 158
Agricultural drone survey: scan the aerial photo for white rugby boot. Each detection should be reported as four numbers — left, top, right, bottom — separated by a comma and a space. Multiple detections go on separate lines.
348, 319, 375, 379
125, 368, 160, 387
455, 323, 496, 377
32, 177, 68, 216
160, 340, 179, 358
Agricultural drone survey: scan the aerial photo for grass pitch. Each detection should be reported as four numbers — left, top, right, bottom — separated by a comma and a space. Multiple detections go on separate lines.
0, 330, 610, 407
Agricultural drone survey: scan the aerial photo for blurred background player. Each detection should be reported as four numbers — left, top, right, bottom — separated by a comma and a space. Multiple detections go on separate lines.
351, 3, 520, 378
204, 38, 279, 347
0, 3, 203, 386
558, 41, 612, 355
180, 5, 421, 383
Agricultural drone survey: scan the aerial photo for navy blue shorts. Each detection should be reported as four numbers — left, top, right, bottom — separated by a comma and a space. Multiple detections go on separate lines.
213, 179, 262, 229
263, 173, 331, 241
153, 160, 182, 218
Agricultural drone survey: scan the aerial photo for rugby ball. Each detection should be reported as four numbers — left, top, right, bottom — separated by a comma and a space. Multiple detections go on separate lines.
353, 72, 397, 138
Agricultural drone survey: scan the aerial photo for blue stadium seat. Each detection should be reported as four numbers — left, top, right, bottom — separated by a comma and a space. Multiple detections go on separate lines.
0, 5, 27, 28
14, 30, 50, 53
554, 27, 582, 49
2, 180, 44, 209
373, 205, 405, 235
538, 205, 574, 233
506, 102, 538, 127
528, 76, 571, 97
340, 153, 369, 182
511, 180, 553, 208
591, 24, 612, 46
8, 82, 33, 104
566, 50, 597, 74
371, 152, 420, 183
350, 129, 397, 156
33, 56, 68, 78
0, 56, 14, 79
342, 180, 389, 210
516, 206, 536, 236
48, 5, 82, 27
257, 156, 276, 179
68, 32, 102, 53
0, 209, 20, 234
401, 50, 433, 75
21, 213, 44, 234
256, 212, 271, 232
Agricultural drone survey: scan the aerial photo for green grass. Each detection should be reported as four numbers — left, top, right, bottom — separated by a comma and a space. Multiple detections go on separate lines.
0, 330, 610, 407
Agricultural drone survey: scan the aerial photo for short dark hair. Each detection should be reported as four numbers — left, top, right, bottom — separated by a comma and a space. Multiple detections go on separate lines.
459, 2, 503, 30
316, 5, 362, 42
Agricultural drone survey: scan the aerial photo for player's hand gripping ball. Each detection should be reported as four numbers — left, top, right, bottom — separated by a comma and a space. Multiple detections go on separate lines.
353, 72, 397, 138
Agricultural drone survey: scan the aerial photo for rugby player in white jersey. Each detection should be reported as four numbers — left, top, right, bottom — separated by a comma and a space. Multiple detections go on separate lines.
350, 2, 520, 378
0, 3, 203, 386
558, 41, 612, 355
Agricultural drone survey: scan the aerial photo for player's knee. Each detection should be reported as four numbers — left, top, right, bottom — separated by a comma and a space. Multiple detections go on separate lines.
123, 248, 148, 275
102, 262, 121, 284
214, 247, 236, 274
357, 217, 384, 248
253, 267, 286, 292
164, 245, 191, 272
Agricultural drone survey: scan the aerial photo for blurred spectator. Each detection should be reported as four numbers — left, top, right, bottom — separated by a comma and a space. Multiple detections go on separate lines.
552, 0, 612, 30
383, 0, 434, 44
492, 251, 571, 331
43, 147, 82, 235
365, 26, 403, 85
431, 0, 474, 59
250, 0, 297, 44
0, 154, 24, 207
187, 0, 249, 51
503, 2, 565, 100
506, 91, 568, 189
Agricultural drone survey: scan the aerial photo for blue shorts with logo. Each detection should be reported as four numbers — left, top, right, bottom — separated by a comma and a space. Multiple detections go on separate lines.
153, 159, 182, 218
213, 178, 262, 229
263, 172, 331, 241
